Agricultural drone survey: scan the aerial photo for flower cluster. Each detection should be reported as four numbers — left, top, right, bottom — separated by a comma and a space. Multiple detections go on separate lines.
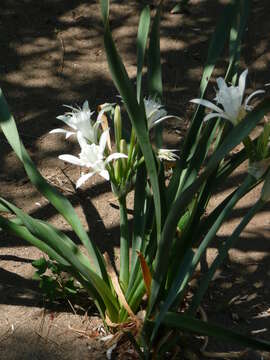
50, 101, 127, 188
51, 98, 180, 190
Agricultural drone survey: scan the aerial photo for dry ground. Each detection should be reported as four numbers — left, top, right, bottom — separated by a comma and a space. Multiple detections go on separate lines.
0, 0, 270, 359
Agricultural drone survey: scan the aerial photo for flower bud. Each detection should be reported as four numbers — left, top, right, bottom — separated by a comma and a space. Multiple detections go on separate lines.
120, 139, 128, 173
114, 105, 122, 151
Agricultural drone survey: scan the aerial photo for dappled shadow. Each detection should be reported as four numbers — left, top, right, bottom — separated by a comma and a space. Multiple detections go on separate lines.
1, 0, 269, 166
0, 328, 106, 360
0, 1, 270, 354
1, 0, 269, 233
0, 267, 41, 307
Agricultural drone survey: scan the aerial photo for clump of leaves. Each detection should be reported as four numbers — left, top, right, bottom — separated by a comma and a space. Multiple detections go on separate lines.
1, 0, 270, 357
32, 257, 79, 303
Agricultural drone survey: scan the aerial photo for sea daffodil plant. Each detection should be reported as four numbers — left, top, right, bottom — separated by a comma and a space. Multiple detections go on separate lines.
1, 1, 270, 359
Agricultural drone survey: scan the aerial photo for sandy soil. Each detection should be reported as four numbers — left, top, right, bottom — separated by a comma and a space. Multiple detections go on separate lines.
0, 0, 270, 359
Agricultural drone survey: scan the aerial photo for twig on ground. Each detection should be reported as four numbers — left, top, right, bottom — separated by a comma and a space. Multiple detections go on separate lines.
56, 31, 65, 75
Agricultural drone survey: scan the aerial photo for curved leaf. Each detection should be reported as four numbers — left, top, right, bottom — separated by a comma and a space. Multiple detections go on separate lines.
162, 312, 270, 351
100, 1, 161, 239
137, 6, 151, 102
0, 89, 107, 281
150, 99, 270, 312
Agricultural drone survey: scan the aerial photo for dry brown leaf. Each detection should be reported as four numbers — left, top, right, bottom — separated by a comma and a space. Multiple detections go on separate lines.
103, 252, 136, 322
136, 251, 152, 298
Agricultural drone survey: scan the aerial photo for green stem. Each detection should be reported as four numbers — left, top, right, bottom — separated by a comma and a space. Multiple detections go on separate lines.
243, 135, 258, 162
119, 196, 130, 291
127, 128, 136, 167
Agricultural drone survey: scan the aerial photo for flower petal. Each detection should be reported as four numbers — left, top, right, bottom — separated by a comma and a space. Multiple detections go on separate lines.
76, 172, 94, 188
244, 90, 265, 108
56, 115, 77, 130
216, 77, 228, 92
82, 100, 90, 111
190, 99, 224, 114
105, 153, 128, 164
77, 131, 88, 149
99, 129, 110, 153
203, 112, 229, 122
99, 169, 110, 180
59, 154, 83, 166
238, 69, 248, 101
50, 128, 75, 139
149, 115, 180, 129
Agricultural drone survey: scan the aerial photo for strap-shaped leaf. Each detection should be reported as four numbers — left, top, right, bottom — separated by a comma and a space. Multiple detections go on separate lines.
148, 5, 162, 99
168, 1, 236, 202
190, 198, 264, 314
0, 88, 107, 281
0, 198, 119, 321
151, 248, 194, 341
137, 6, 151, 102
226, 0, 250, 81
100, 1, 161, 238
0, 214, 106, 313
172, 176, 255, 316
0, 214, 70, 267
148, 4, 163, 147
100, 0, 109, 25
150, 99, 270, 312
130, 165, 147, 278
161, 312, 270, 351
119, 196, 129, 291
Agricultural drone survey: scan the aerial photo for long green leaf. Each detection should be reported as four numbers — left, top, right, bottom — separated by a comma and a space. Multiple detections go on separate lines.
100, 0, 109, 24
119, 196, 129, 291
137, 6, 151, 102
168, 0, 237, 202
130, 164, 147, 277
151, 173, 255, 341
161, 312, 270, 351
0, 198, 119, 321
175, 175, 255, 308
0, 214, 70, 267
226, 0, 250, 81
148, 5, 162, 99
190, 198, 264, 314
148, 4, 163, 147
100, 1, 161, 238
150, 99, 270, 312
0, 89, 106, 280
0, 213, 108, 317
151, 248, 194, 341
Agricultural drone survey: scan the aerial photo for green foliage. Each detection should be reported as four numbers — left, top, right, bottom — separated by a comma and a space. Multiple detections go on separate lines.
32, 257, 79, 303
1, 0, 270, 358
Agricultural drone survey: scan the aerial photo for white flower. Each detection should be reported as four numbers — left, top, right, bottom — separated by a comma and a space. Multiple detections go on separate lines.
144, 98, 180, 130
59, 130, 127, 188
190, 69, 265, 126
50, 100, 100, 143
157, 148, 179, 162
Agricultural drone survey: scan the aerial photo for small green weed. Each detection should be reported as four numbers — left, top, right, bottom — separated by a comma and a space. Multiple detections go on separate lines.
32, 257, 79, 303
